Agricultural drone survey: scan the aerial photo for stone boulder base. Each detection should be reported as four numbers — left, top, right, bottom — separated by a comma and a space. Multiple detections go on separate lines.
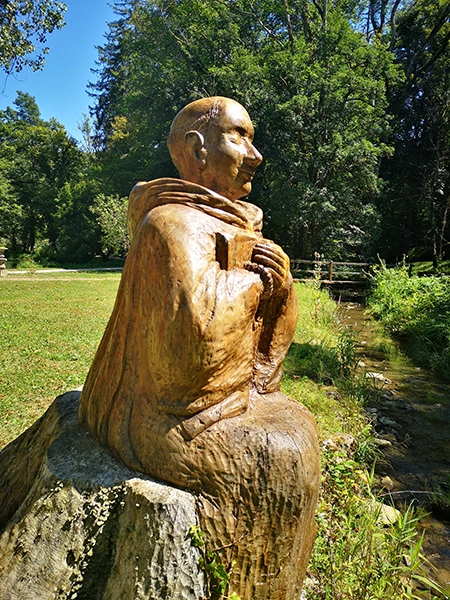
0, 391, 206, 600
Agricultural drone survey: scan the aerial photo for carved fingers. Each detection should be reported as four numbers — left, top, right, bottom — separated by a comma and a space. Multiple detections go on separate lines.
251, 242, 290, 290
243, 261, 274, 299
244, 242, 290, 299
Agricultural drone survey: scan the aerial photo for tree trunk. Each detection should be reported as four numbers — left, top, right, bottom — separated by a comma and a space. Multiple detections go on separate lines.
0, 391, 206, 600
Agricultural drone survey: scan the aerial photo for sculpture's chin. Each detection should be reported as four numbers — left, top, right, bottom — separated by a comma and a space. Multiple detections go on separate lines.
232, 181, 252, 201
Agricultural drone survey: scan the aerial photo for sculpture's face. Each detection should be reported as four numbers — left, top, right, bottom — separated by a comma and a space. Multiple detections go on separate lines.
201, 101, 263, 201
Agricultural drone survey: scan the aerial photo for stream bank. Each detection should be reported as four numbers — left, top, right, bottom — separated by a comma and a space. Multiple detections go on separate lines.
341, 303, 450, 594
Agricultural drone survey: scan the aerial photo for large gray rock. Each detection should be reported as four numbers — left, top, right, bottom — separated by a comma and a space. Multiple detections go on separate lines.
0, 391, 206, 600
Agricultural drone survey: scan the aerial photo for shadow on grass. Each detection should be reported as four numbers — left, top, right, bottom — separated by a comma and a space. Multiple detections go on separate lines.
284, 341, 342, 385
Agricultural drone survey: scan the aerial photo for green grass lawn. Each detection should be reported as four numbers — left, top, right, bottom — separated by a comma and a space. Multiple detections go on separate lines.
0, 272, 120, 447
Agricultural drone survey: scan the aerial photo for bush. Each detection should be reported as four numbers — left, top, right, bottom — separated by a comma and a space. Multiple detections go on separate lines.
368, 263, 450, 380
32, 240, 59, 266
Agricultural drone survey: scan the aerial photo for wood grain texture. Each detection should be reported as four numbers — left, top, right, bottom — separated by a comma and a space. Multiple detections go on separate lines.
78, 180, 320, 597
74, 97, 319, 597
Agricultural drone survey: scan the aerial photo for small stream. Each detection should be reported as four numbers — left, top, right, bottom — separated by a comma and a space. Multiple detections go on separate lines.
341, 303, 450, 593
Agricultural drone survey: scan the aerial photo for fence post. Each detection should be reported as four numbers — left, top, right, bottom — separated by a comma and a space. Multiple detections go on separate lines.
328, 261, 333, 282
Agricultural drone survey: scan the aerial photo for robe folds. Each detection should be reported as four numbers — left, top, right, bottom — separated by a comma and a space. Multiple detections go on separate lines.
79, 178, 320, 600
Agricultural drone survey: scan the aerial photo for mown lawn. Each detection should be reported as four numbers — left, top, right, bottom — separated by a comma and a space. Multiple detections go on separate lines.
0, 273, 121, 447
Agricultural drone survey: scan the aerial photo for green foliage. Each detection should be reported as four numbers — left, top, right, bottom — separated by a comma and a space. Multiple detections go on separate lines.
309, 452, 443, 599
0, 157, 22, 246
0, 0, 67, 74
0, 0, 449, 266
377, 0, 450, 262
89, 0, 396, 258
0, 92, 86, 253
1, 0, 449, 263
0, 92, 116, 263
90, 193, 130, 257
368, 263, 450, 380
54, 180, 102, 262
188, 525, 239, 600
83, 0, 449, 262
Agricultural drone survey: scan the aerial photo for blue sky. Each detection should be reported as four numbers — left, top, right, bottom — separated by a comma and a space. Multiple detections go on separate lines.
0, 0, 116, 141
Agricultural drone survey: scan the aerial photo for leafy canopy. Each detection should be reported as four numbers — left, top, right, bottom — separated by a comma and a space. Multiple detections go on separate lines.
0, 0, 67, 74
89, 0, 398, 259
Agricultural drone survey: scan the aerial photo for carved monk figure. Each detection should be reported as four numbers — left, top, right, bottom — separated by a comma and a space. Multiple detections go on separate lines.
79, 97, 320, 599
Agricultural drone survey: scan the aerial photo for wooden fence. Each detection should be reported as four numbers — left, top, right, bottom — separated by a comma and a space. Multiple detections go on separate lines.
290, 258, 373, 293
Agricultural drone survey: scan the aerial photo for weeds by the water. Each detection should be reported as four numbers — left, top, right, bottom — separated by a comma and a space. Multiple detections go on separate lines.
285, 283, 447, 599
431, 476, 450, 519
188, 525, 240, 600
368, 262, 450, 381
309, 451, 446, 599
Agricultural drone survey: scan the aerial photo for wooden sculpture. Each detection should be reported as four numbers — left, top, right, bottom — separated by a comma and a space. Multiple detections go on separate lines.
79, 97, 320, 599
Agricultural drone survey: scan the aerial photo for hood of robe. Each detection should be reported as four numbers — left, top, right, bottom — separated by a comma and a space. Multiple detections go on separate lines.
127, 178, 263, 238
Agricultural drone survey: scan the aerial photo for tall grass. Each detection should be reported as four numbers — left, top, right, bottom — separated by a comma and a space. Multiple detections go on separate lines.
368, 263, 450, 381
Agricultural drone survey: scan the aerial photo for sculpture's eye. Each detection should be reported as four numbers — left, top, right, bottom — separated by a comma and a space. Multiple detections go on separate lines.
235, 127, 249, 139
228, 132, 243, 145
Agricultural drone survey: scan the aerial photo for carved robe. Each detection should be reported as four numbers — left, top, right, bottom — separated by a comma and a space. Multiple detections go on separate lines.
79, 178, 320, 600
80, 178, 299, 465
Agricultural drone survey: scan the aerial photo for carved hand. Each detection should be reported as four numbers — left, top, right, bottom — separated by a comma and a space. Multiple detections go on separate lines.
247, 241, 290, 297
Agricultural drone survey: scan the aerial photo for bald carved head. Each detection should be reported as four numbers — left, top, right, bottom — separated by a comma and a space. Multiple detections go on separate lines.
167, 97, 263, 201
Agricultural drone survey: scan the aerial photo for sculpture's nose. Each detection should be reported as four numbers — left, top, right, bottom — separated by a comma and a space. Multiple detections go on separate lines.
244, 141, 263, 168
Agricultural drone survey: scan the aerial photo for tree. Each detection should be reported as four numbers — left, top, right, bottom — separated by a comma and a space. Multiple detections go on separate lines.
54, 180, 102, 262
0, 92, 86, 252
0, 156, 22, 249
376, 0, 450, 261
89, 0, 395, 259
90, 193, 130, 258
0, 0, 66, 74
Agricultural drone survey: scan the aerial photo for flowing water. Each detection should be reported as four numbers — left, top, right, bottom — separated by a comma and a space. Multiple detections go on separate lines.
341, 303, 450, 593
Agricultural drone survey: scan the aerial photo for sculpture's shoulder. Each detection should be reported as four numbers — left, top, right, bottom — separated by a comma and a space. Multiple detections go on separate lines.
129, 178, 219, 236
132, 200, 218, 274
150, 200, 203, 225
145, 203, 218, 259
128, 179, 262, 266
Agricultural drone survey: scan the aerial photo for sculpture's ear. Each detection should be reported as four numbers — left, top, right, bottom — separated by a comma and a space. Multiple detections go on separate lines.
184, 130, 207, 169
